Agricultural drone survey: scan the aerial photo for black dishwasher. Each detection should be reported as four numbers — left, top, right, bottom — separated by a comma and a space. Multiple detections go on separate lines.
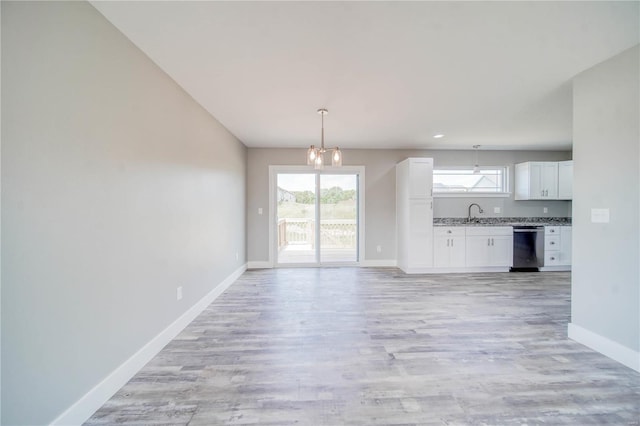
510, 226, 544, 272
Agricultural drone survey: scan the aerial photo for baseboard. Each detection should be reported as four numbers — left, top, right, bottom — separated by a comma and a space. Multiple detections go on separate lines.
247, 260, 272, 269
359, 259, 397, 267
568, 323, 640, 372
51, 263, 247, 426
399, 266, 510, 274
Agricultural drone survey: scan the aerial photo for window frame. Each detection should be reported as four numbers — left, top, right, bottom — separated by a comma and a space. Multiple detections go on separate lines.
432, 165, 511, 198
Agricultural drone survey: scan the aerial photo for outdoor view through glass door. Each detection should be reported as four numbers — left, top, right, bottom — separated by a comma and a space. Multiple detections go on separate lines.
276, 172, 358, 265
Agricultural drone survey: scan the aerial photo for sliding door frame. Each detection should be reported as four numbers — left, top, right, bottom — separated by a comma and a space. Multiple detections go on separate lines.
268, 165, 365, 267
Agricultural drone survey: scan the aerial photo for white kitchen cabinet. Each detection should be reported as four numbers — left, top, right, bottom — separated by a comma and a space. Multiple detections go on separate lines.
434, 227, 466, 267
558, 160, 573, 200
515, 161, 559, 200
559, 226, 572, 265
542, 225, 571, 270
397, 158, 434, 272
407, 199, 433, 267
490, 235, 513, 266
465, 227, 513, 267
407, 158, 433, 199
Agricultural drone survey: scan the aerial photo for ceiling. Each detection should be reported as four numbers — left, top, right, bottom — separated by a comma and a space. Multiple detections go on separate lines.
91, 1, 639, 151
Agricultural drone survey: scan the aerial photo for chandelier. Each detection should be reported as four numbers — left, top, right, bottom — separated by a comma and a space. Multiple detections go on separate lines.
306, 108, 342, 170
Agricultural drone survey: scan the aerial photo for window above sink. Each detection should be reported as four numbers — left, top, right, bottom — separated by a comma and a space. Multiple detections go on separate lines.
433, 166, 510, 198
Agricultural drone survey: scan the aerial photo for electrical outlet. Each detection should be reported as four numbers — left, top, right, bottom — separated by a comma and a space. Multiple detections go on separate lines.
494, 207, 501, 214
376, 245, 382, 253
543, 207, 548, 214
177, 286, 183, 301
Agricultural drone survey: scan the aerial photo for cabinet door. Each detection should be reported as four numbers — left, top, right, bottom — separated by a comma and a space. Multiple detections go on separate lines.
542, 162, 558, 198
465, 236, 491, 267
433, 236, 450, 267
408, 199, 433, 267
558, 161, 573, 200
449, 236, 466, 267
408, 159, 433, 199
528, 163, 544, 199
489, 235, 513, 266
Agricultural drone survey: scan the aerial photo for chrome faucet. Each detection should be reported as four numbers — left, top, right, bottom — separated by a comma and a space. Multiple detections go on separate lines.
468, 203, 484, 223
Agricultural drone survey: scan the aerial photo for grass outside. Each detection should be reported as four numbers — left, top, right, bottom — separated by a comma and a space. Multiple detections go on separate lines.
277, 200, 356, 220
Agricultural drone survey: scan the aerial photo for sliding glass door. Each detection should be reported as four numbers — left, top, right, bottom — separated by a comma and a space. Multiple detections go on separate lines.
319, 174, 358, 263
275, 170, 360, 266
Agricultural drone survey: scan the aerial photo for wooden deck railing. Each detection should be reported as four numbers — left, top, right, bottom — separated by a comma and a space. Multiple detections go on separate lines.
277, 219, 356, 249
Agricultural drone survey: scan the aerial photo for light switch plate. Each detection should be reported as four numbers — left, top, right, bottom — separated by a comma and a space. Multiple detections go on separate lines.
591, 208, 610, 223
494, 207, 501, 213
258, 208, 263, 215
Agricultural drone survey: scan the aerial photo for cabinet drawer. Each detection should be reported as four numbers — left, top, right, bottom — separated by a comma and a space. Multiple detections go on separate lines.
545, 251, 560, 266
545, 236, 560, 250
545, 226, 560, 235
465, 226, 512, 236
434, 227, 465, 237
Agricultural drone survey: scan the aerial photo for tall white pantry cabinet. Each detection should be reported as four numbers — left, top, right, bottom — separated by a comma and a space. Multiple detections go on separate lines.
396, 158, 433, 273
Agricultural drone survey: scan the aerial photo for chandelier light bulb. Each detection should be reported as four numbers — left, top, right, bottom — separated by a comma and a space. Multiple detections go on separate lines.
307, 145, 317, 165
332, 148, 342, 166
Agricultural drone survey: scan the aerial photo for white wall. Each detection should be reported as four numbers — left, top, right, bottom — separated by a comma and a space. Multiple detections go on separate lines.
1, 2, 247, 424
247, 148, 571, 264
570, 45, 639, 368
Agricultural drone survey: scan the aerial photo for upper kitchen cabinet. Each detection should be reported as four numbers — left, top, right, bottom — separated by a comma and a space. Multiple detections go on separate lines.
515, 161, 572, 200
557, 160, 573, 200
403, 157, 433, 199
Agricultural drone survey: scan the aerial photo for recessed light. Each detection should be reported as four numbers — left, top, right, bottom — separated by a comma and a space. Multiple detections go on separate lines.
433, 134, 445, 139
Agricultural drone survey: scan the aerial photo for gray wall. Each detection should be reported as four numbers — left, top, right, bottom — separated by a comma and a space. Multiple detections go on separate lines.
1, 2, 247, 424
572, 45, 639, 351
247, 148, 571, 263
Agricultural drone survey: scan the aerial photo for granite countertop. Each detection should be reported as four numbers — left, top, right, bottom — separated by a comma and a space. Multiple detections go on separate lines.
433, 217, 572, 227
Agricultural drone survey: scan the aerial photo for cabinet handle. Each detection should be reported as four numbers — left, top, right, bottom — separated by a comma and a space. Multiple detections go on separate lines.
551, 257, 555, 260
451, 239, 454, 247
487, 238, 490, 246
550, 241, 555, 245
541, 190, 544, 197
491, 238, 494, 246
447, 239, 450, 247
550, 229, 555, 233
447, 230, 452, 234
545, 189, 548, 196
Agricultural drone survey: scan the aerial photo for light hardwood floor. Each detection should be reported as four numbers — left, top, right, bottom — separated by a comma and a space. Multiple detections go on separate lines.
86, 269, 640, 425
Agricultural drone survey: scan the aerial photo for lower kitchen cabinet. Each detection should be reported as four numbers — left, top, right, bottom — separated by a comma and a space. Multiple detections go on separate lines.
434, 227, 466, 267
560, 226, 572, 265
465, 226, 513, 267
542, 225, 572, 269
426, 223, 571, 273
